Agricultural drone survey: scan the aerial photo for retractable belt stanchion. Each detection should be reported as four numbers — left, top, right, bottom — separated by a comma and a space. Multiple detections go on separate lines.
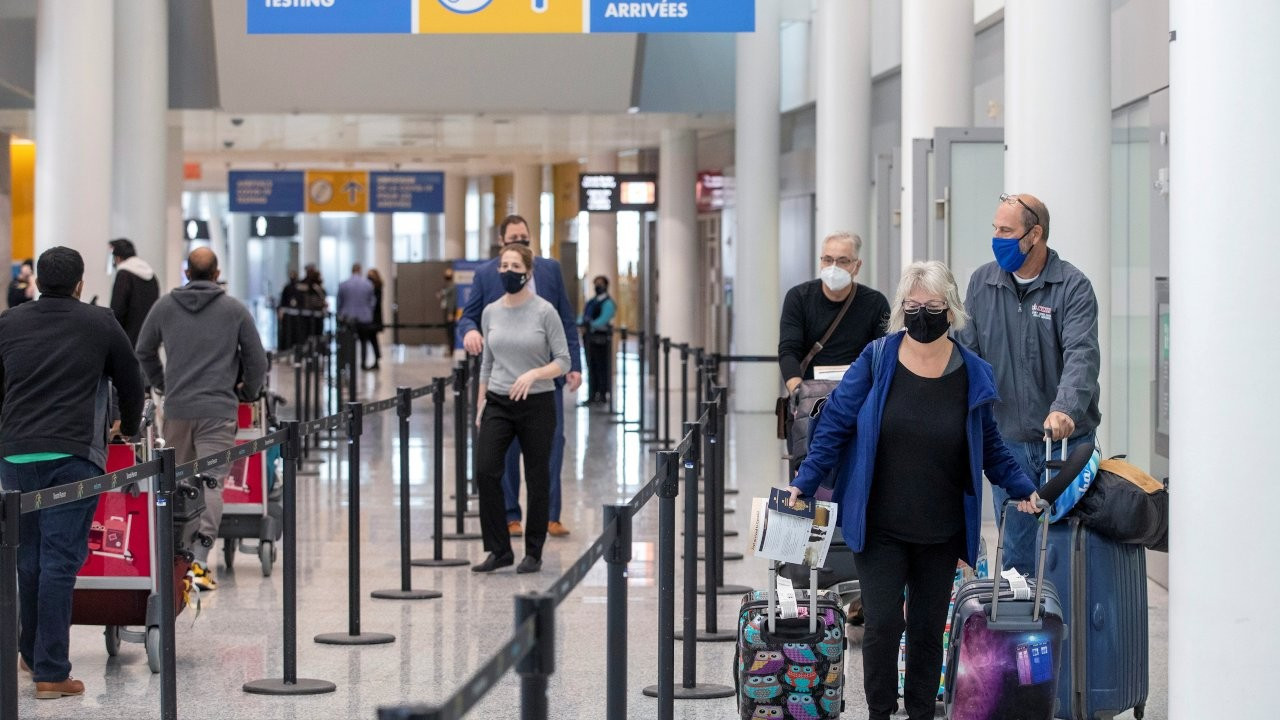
467, 354, 481, 501
636, 330, 648, 436
661, 337, 673, 445
516, 593, 556, 720
311, 337, 327, 450
153, 448, 180, 720
603, 503, 632, 720
613, 326, 628, 421
689, 400, 736, 638
1, 489, 21, 719
413, 377, 468, 567
679, 344, 690, 429
641, 450, 678, 714
373, 387, 444, 600
301, 342, 313, 458
710, 386, 749, 592
347, 330, 359, 403
442, 365, 481, 540
246, 421, 336, 695
315, 402, 396, 645
294, 348, 319, 478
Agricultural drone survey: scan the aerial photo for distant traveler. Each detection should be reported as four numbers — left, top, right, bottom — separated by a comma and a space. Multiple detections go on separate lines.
579, 275, 616, 406
367, 267, 385, 369
108, 238, 160, 346
439, 266, 458, 351
785, 261, 1041, 720
337, 263, 378, 371
7, 258, 35, 308
459, 214, 582, 538
135, 248, 267, 592
954, 192, 1100, 574
471, 243, 570, 574
0, 246, 145, 700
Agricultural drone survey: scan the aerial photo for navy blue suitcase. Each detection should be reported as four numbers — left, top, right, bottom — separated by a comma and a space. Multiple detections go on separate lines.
1043, 516, 1149, 720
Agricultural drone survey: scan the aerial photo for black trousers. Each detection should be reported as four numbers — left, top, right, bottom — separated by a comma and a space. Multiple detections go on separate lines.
476, 390, 556, 560
356, 323, 381, 368
853, 530, 962, 720
583, 331, 612, 402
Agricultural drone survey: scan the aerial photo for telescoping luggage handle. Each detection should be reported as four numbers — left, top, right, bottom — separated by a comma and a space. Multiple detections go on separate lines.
766, 560, 819, 634
989, 438, 1095, 623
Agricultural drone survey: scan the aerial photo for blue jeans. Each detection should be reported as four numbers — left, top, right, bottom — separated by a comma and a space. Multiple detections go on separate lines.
503, 384, 565, 523
0, 456, 102, 682
990, 434, 1096, 575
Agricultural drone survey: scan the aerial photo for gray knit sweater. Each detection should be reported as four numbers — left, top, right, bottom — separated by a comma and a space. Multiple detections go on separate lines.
479, 294, 571, 396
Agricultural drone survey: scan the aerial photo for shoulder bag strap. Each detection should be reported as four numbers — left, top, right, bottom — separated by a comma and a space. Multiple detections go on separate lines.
798, 287, 857, 377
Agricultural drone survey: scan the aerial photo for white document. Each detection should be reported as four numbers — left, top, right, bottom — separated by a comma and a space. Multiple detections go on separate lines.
811, 364, 850, 381
748, 497, 839, 567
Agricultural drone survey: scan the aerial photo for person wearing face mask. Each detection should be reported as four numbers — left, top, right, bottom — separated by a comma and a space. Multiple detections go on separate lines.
953, 192, 1100, 575
578, 275, 616, 406
784, 261, 1041, 720
471, 243, 571, 574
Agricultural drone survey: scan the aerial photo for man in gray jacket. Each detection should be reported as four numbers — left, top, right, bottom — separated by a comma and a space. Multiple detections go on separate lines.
955, 193, 1100, 574
136, 247, 267, 591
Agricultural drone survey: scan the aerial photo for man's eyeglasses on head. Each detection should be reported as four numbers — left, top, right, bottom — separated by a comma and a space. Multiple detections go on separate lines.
999, 193, 1040, 229
820, 256, 857, 268
903, 300, 948, 315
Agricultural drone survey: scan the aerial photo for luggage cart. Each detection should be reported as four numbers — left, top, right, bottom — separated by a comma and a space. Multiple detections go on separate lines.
72, 404, 194, 673
218, 395, 282, 576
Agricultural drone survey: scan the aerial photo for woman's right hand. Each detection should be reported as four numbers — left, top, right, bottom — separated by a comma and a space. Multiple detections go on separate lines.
475, 401, 485, 429
783, 485, 804, 508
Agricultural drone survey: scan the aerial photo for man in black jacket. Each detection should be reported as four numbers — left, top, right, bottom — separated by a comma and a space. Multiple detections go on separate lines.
0, 246, 146, 700
109, 238, 160, 346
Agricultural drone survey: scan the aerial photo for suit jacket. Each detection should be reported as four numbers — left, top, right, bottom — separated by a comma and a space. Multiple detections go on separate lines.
458, 255, 582, 377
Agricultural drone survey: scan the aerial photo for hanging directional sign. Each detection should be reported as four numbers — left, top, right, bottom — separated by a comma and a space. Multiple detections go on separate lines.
370, 171, 445, 213
304, 170, 368, 213
229, 171, 308, 213
228, 170, 446, 214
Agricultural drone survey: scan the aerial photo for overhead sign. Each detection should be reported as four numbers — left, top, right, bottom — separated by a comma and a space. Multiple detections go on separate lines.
247, 0, 753, 34
370, 171, 444, 213
696, 171, 728, 212
250, 215, 301, 237
579, 173, 658, 213
228, 170, 446, 214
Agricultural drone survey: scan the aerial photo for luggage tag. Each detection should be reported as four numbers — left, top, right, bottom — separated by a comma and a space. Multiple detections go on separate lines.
1000, 569, 1032, 601
775, 575, 800, 619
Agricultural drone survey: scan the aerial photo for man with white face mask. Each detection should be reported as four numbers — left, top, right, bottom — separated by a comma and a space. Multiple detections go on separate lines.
779, 232, 890, 394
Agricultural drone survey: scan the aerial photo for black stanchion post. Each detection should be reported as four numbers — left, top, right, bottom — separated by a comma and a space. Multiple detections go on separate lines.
694, 348, 705, 420
293, 346, 304, 424
347, 329, 358, 403
245, 422, 336, 695
679, 344, 689, 429
311, 338, 324, 446
468, 354, 480, 498
516, 593, 556, 720
302, 342, 314, 457
705, 387, 749, 593
414, 378, 469, 567
661, 337, 672, 445
691, 401, 737, 637
603, 504, 632, 720
637, 330, 647, 435
315, 403, 396, 645
615, 327, 627, 419
641, 450, 678, 716
373, 388, 443, 600
153, 448, 179, 720
0, 489, 20, 720
442, 365, 481, 540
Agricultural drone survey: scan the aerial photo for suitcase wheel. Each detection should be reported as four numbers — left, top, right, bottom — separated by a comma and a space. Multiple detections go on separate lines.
259, 541, 275, 577
223, 539, 236, 569
145, 626, 160, 674
104, 626, 120, 657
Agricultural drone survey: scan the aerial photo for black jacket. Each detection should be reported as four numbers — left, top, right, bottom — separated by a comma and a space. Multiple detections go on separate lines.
778, 280, 890, 382
110, 257, 160, 346
0, 296, 146, 471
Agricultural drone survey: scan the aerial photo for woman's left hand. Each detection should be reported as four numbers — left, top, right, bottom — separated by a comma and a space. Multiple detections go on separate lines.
509, 371, 538, 401
1015, 491, 1043, 514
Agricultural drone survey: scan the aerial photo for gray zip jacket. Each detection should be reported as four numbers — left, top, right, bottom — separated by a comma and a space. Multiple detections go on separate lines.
135, 281, 267, 421
954, 249, 1101, 443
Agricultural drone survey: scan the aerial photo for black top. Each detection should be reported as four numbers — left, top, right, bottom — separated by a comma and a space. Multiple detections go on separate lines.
0, 296, 146, 470
866, 347, 969, 544
110, 270, 160, 347
779, 280, 889, 381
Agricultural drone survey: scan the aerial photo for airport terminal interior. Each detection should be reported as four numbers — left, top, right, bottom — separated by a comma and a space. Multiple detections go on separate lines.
0, 0, 1271, 718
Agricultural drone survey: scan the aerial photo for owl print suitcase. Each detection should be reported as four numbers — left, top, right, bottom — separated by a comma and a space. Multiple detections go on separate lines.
736, 561, 847, 719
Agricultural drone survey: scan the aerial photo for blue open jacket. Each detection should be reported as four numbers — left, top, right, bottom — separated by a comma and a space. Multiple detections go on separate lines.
791, 331, 1037, 567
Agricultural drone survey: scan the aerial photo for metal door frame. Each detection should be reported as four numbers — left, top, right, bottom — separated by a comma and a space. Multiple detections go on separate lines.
911, 138, 933, 264
874, 150, 901, 295
931, 127, 1005, 264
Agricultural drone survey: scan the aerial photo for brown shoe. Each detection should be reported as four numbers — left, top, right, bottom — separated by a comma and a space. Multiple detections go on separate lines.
507, 520, 523, 537
35, 677, 84, 699
547, 521, 570, 537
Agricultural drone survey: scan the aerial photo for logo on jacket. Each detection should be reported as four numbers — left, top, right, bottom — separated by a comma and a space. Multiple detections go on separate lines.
1031, 304, 1053, 321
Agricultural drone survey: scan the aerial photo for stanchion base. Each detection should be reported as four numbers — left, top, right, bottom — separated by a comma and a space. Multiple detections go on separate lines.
370, 588, 442, 600
243, 678, 337, 696
685, 551, 744, 562
672, 630, 738, 643
437, 532, 483, 541
696, 583, 753, 596
642, 682, 736, 699
410, 557, 470, 568
314, 632, 396, 645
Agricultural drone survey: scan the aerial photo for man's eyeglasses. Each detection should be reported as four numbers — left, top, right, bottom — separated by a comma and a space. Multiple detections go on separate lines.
903, 300, 948, 315
1000, 193, 1040, 229
820, 256, 857, 268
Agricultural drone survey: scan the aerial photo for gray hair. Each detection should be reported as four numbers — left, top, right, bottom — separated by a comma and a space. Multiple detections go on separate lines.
822, 231, 863, 258
887, 261, 969, 333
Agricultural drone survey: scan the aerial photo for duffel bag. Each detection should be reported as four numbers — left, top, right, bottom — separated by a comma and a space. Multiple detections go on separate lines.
1071, 457, 1169, 551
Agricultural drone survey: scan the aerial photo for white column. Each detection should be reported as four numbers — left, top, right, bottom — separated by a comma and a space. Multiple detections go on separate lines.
815, 0, 871, 259
203, 195, 227, 277
899, 0, 973, 266
512, 164, 542, 254
372, 212, 393, 327
226, 212, 250, 301
657, 130, 698, 346
164, 124, 184, 291
586, 152, 618, 286
34, 0, 114, 304
110, 0, 167, 284
444, 173, 466, 259
1169, 2, 1280, 716
1004, 0, 1111, 447
299, 213, 321, 270
733, 0, 781, 413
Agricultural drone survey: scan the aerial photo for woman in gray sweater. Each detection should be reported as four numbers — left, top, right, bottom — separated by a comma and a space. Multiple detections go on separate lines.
472, 243, 571, 574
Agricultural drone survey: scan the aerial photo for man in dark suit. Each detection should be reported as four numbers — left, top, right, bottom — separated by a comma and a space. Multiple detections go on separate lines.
459, 214, 582, 537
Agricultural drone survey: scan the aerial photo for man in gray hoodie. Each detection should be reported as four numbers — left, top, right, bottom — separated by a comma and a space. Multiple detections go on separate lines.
136, 247, 267, 591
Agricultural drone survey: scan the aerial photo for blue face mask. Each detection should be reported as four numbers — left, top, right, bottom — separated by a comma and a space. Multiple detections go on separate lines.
992, 235, 1029, 273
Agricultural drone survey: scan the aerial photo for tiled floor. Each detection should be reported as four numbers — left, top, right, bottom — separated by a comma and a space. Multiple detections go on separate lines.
10, 349, 1168, 719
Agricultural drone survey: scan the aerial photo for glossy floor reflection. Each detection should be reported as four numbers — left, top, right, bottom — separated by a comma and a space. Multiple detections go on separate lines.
12, 350, 1168, 719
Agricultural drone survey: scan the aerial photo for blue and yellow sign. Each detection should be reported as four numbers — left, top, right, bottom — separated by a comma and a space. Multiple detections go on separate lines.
247, 0, 753, 33
304, 170, 368, 213
228, 170, 446, 214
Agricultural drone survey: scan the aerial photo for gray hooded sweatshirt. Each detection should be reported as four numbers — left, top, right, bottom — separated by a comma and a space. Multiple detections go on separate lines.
135, 281, 267, 421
